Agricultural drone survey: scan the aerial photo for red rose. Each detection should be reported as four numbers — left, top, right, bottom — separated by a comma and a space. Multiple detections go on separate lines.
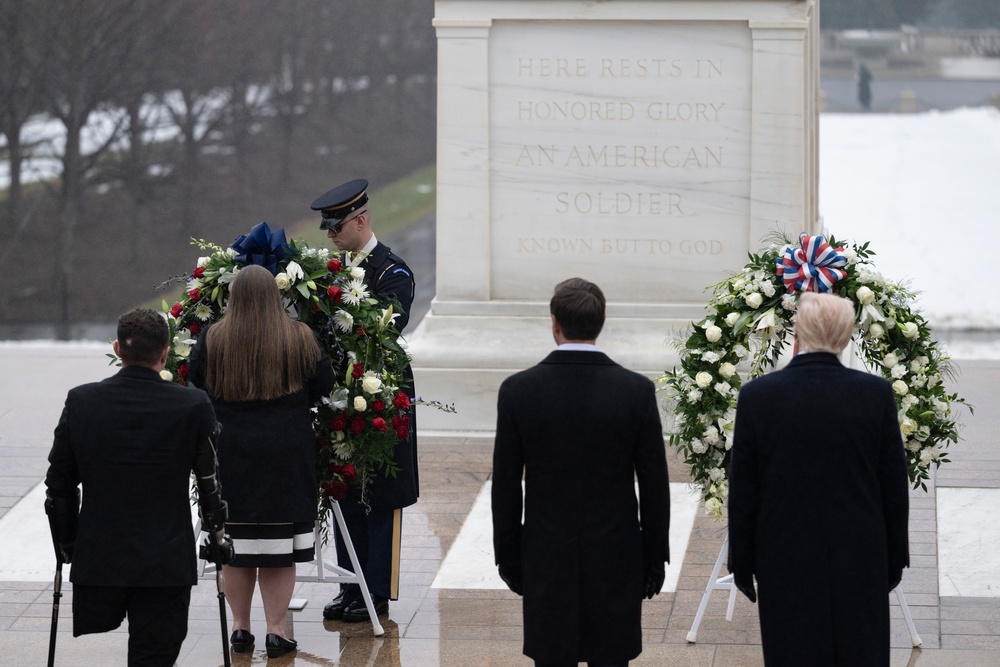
327, 285, 342, 302
328, 461, 342, 473
188, 288, 201, 300
372, 400, 385, 412
327, 258, 343, 273
322, 481, 347, 500
341, 464, 357, 482
350, 416, 366, 435
177, 363, 189, 378
329, 415, 347, 431
372, 417, 388, 431
192, 266, 206, 278
169, 302, 183, 318
187, 321, 201, 335
401, 414, 411, 427
356, 327, 367, 338
396, 427, 409, 441
393, 392, 410, 410
311, 302, 321, 312
351, 364, 363, 379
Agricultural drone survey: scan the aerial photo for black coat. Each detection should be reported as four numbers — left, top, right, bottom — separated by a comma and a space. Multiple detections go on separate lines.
189, 334, 335, 523
45, 366, 218, 587
492, 350, 671, 664
358, 240, 418, 511
728, 352, 909, 667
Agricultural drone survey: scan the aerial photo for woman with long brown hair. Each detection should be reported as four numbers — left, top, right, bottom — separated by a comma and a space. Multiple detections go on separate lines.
189, 264, 335, 658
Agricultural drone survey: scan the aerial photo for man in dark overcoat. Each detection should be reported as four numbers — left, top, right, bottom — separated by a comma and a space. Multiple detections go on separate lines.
311, 179, 418, 622
728, 291, 910, 666
45, 307, 231, 666
492, 277, 671, 667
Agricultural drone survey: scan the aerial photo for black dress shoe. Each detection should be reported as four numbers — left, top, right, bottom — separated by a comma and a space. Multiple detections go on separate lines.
230, 629, 254, 653
342, 594, 389, 623
265, 633, 297, 658
323, 588, 361, 620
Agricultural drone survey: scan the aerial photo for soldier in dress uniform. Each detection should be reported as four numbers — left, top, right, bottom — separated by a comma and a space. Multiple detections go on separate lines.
311, 179, 418, 623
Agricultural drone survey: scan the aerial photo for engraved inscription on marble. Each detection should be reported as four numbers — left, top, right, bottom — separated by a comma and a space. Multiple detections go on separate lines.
488, 21, 753, 302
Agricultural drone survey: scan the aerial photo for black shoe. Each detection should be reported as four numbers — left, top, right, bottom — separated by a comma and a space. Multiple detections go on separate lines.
265, 633, 297, 658
341, 594, 389, 623
230, 629, 254, 653
322, 588, 361, 620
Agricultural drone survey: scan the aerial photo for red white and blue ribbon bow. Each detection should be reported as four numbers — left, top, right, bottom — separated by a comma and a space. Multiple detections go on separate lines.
775, 232, 847, 294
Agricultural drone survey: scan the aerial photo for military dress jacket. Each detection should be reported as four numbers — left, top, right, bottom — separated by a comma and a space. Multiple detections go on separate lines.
357, 240, 419, 512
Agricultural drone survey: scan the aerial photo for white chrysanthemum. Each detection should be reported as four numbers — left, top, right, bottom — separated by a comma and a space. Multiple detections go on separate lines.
343, 279, 370, 305
334, 441, 353, 459
195, 304, 214, 321
333, 309, 354, 333
187, 278, 204, 291
691, 439, 707, 454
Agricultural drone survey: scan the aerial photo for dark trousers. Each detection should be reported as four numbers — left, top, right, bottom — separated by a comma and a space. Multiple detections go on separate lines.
73, 584, 191, 667
334, 502, 401, 599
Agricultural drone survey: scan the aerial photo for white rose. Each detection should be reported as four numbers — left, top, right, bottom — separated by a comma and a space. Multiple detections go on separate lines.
891, 364, 907, 379
725, 312, 740, 327
906, 439, 921, 452
883, 353, 899, 369
353, 396, 367, 411
868, 323, 885, 339
719, 362, 736, 379
900, 322, 919, 339
350, 266, 366, 280
695, 371, 713, 389
705, 325, 723, 343
745, 292, 763, 309
900, 417, 916, 437
361, 374, 382, 394
159, 369, 173, 381
892, 380, 908, 395
274, 272, 291, 290
705, 497, 723, 515
855, 285, 875, 305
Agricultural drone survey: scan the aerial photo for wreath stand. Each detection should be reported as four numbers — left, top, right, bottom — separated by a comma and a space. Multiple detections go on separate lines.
197, 500, 385, 637
686, 533, 921, 647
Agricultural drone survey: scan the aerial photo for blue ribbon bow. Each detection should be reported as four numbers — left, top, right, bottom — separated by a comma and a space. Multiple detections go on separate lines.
231, 221, 294, 276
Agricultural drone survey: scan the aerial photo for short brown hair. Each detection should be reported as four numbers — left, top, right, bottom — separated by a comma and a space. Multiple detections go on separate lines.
117, 308, 169, 366
795, 292, 855, 354
550, 278, 605, 341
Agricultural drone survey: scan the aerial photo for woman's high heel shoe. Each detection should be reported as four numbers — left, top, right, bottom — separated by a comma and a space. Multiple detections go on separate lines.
265, 633, 298, 658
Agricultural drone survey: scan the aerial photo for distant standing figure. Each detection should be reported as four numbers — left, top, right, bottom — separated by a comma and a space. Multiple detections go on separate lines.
858, 63, 873, 111
727, 292, 910, 667
492, 278, 671, 667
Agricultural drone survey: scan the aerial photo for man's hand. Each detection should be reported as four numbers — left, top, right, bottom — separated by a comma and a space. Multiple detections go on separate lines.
888, 567, 903, 592
734, 571, 756, 603
58, 543, 74, 565
498, 564, 523, 596
644, 562, 665, 599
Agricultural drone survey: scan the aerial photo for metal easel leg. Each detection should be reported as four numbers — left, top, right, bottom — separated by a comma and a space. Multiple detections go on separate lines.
895, 585, 922, 646
687, 535, 730, 643
329, 502, 385, 636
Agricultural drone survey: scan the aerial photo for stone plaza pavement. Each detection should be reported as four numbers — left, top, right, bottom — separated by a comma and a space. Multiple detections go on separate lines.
0, 344, 998, 666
